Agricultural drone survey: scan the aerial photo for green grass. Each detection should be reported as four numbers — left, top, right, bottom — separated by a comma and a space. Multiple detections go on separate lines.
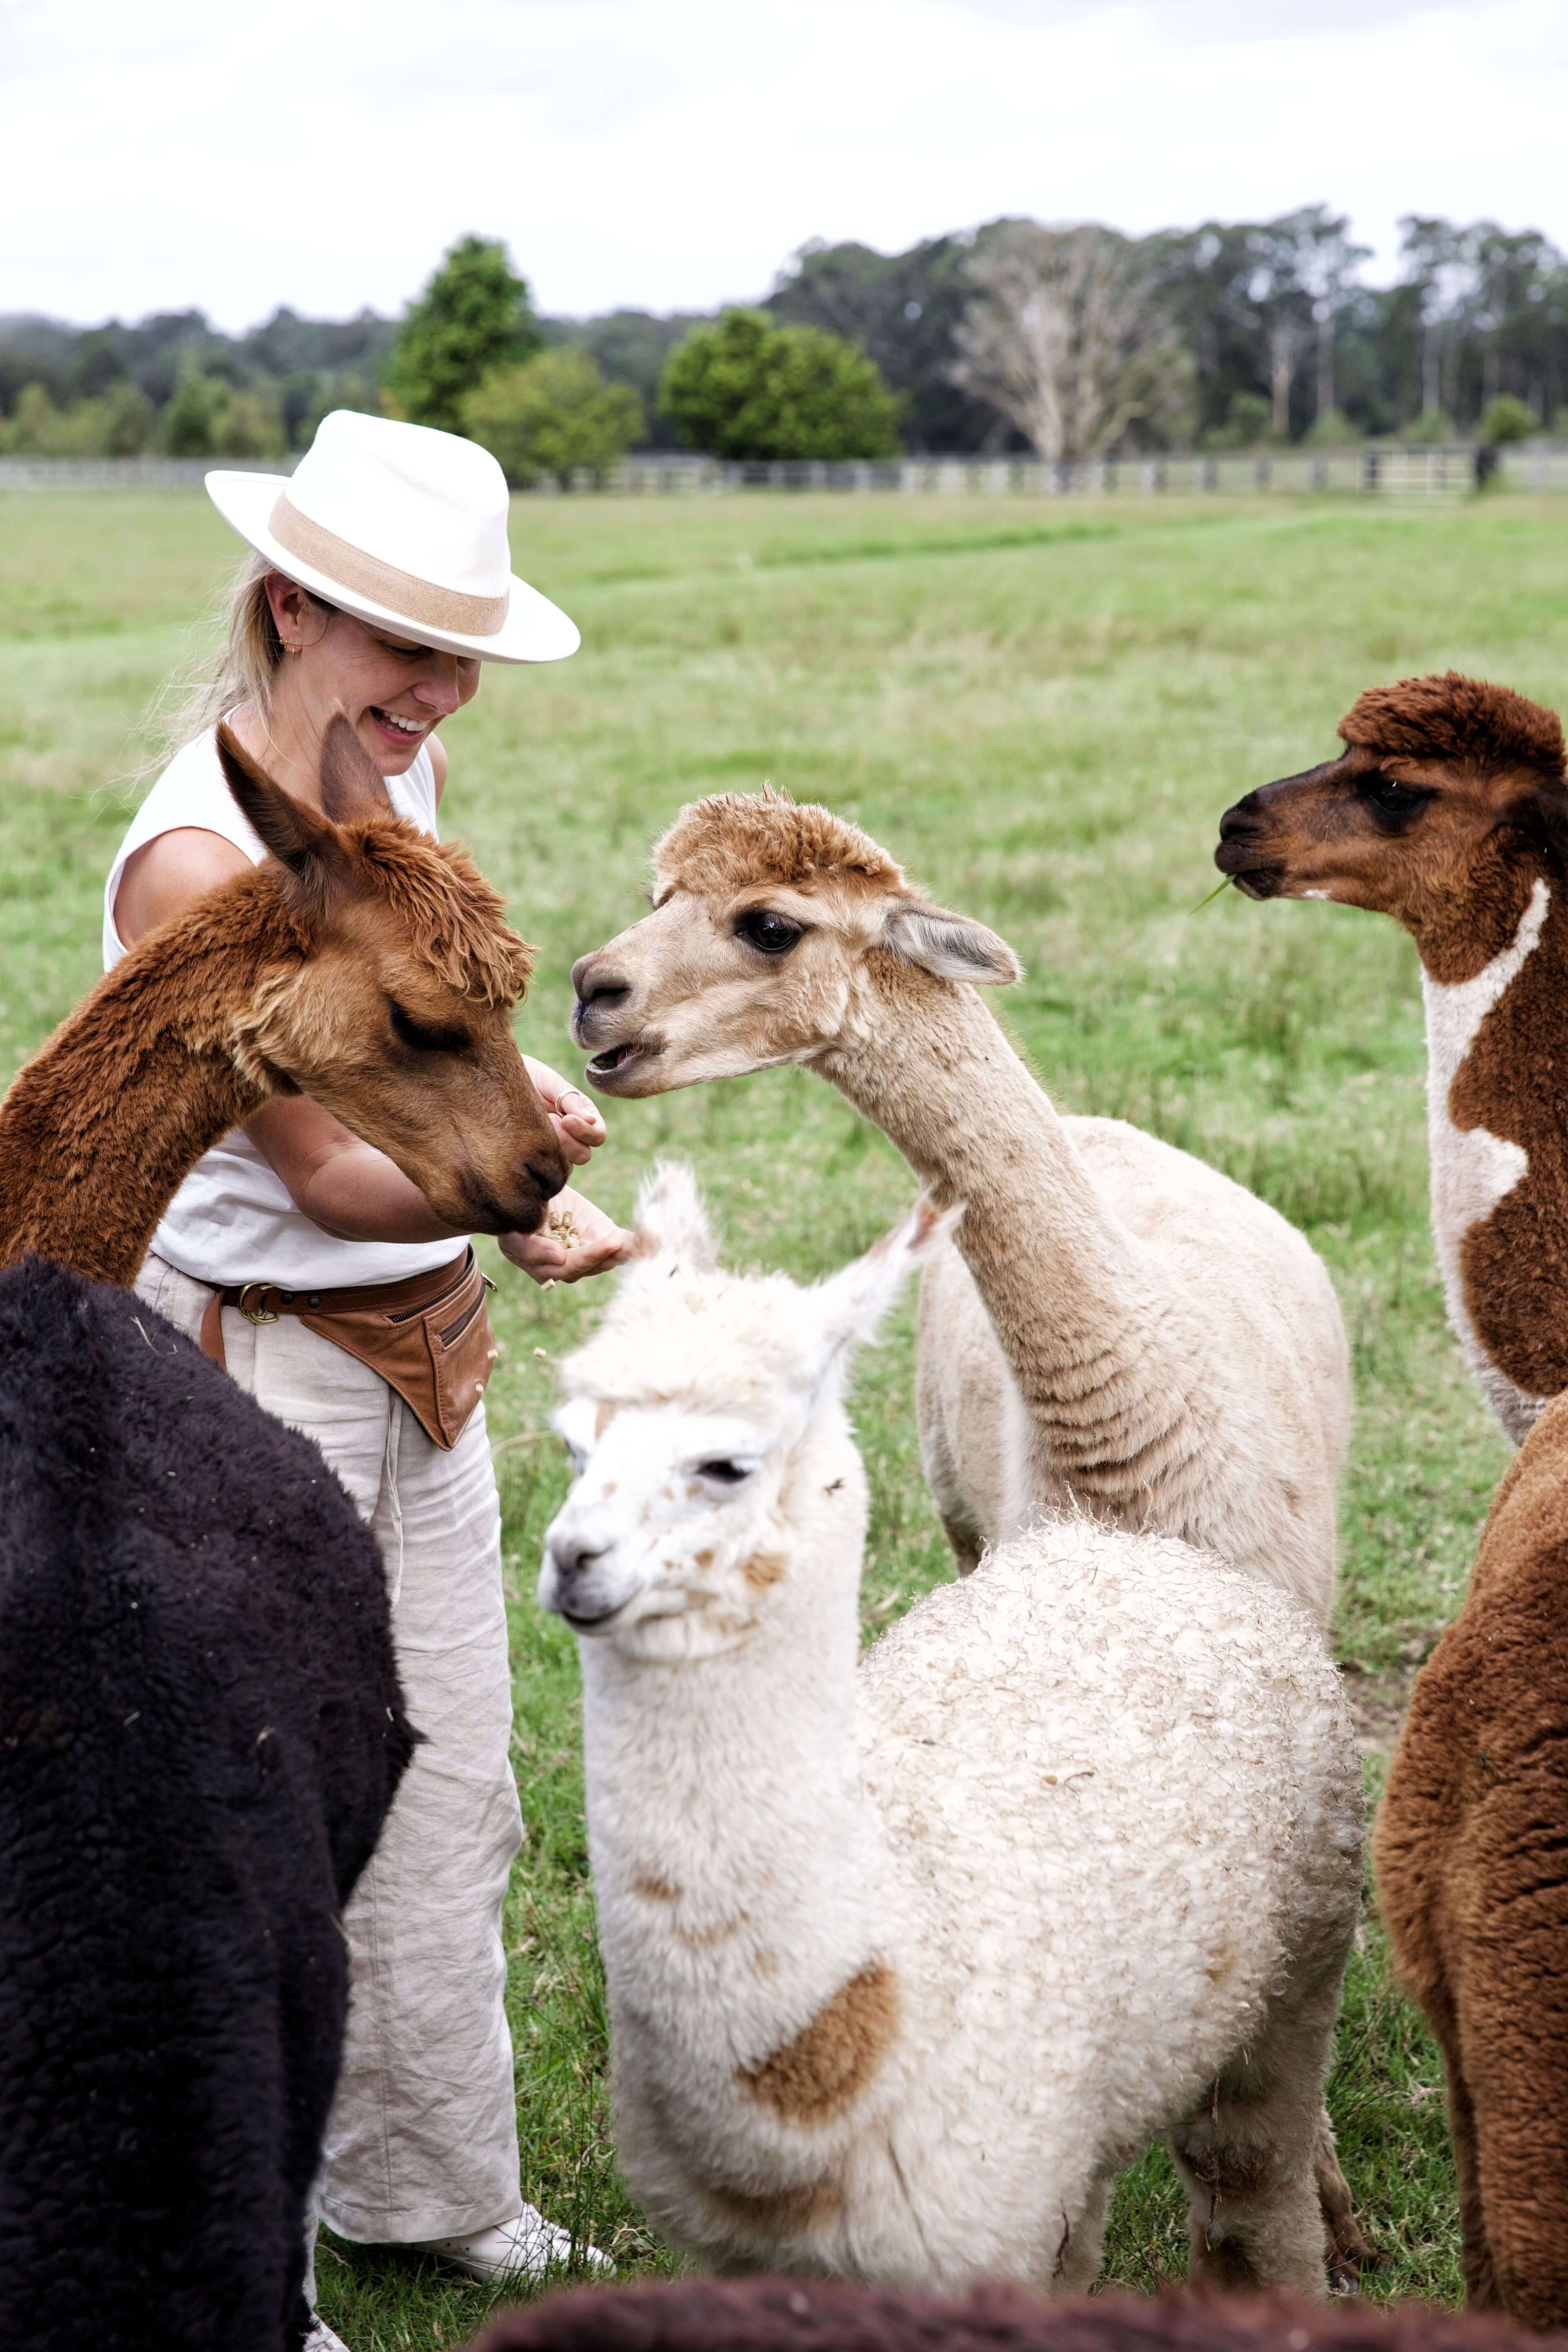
5, 482, 1553, 2344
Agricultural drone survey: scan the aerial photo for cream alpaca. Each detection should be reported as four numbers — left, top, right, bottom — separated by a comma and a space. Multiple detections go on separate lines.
540, 1168, 1364, 2295
568, 793, 1348, 1626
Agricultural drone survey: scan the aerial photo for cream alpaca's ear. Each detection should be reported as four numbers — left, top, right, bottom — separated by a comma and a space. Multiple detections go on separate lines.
880, 902, 1021, 985
807, 1196, 964, 1383
628, 1161, 719, 1271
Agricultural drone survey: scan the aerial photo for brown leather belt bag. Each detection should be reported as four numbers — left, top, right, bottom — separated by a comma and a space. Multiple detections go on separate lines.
198, 1247, 497, 1451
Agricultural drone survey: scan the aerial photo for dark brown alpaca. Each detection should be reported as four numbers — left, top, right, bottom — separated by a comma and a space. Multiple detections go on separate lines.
467, 2279, 1568, 2352
1374, 1391, 1568, 2327
1215, 672, 1568, 2324
0, 717, 566, 1285
1214, 671, 1568, 1445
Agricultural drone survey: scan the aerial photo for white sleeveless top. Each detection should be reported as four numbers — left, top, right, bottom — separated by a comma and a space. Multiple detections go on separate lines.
104, 725, 466, 1290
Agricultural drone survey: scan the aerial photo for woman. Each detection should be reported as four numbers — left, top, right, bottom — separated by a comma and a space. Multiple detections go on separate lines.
107, 411, 627, 2334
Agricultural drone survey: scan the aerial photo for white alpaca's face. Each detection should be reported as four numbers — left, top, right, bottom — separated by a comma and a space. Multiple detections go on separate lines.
537, 1167, 954, 1661
539, 1392, 804, 1659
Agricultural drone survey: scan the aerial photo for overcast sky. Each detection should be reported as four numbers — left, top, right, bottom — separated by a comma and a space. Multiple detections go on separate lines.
4, 0, 1565, 332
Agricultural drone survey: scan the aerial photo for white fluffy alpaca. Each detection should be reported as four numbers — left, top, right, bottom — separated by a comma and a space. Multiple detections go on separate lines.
540, 1168, 1364, 2296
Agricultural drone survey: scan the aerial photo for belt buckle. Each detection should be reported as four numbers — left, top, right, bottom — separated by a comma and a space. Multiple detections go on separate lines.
237, 1281, 280, 1326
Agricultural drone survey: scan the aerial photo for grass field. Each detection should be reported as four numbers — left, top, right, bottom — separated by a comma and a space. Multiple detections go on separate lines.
3, 483, 1557, 2346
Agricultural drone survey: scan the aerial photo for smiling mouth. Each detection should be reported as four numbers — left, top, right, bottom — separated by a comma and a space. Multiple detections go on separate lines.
370, 706, 427, 738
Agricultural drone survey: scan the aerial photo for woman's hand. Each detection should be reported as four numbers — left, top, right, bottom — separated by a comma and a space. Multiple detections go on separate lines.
525, 1056, 606, 1170
500, 1187, 631, 1287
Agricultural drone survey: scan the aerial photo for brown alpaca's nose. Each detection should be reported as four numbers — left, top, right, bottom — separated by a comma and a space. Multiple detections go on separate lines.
526, 1147, 568, 1202
1218, 792, 1265, 842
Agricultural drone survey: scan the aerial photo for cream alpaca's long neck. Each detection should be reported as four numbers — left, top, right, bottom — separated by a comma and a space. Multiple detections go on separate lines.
0, 874, 292, 1287
581, 1442, 896, 2075
821, 967, 1198, 1485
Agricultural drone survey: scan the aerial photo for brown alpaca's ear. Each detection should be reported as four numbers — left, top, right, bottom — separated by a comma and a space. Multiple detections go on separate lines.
318, 711, 396, 826
216, 722, 343, 899
880, 901, 1021, 986
1505, 786, 1568, 873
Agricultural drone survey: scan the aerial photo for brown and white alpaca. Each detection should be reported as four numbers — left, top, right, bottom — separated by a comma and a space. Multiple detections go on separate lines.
1373, 1387, 1568, 2325
567, 791, 1350, 1628
0, 716, 567, 1285
1215, 671, 1568, 1446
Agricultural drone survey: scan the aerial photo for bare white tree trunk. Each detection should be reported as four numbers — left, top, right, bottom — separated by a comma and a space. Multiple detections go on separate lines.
1315, 307, 1334, 423
952, 223, 1189, 465
1270, 321, 1296, 438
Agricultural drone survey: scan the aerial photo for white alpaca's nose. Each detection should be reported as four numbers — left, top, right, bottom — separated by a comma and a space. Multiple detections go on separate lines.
539, 1505, 632, 1629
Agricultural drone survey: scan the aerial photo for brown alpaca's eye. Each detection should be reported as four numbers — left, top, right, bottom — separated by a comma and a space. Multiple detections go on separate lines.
389, 1000, 470, 1054
735, 910, 804, 957
1363, 775, 1429, 826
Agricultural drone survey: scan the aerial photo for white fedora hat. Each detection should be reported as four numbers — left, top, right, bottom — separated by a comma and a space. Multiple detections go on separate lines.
205, 410, 579, 665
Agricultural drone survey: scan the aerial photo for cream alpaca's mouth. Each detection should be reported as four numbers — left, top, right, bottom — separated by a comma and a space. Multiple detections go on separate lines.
586, 1039, 658, 1088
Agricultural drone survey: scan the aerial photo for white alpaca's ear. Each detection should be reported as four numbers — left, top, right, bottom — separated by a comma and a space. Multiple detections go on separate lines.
880, 901, 1021, 986
806, 1196, 964, 1388
628, 1161, 718, 1270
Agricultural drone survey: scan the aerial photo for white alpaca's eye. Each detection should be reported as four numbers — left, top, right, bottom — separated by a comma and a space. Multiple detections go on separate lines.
697, 1458, 754, 1485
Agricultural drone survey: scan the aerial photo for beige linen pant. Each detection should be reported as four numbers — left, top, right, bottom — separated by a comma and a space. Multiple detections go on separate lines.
137, 1254, 524, 2244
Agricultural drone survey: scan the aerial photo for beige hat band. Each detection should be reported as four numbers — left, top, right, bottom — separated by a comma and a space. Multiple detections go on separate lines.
268, 493, 510, 638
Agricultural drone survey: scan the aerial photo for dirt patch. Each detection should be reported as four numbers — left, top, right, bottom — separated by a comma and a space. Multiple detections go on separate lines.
1340, 1662, 1420, 1756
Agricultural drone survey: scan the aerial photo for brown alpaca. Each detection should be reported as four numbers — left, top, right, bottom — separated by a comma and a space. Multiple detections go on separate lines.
1215, 670, 1568, 1444
1374, 1390, 1568, 2326
468, 2279, 1568, 2352
0, 717, 566, 1285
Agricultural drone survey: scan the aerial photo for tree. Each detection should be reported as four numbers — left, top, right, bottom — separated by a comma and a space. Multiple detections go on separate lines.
1479, 392, 1537, 444
382, 237, 542, 436
952, 223, 1191, 464
463, 348, 644, 486
160, 359, 222, 456
101, 380, 156, 454
659, 310, 904, 461
766, 227, 1023, 451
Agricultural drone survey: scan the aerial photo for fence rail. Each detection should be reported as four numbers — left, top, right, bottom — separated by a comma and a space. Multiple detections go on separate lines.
1, 445, 1561, 498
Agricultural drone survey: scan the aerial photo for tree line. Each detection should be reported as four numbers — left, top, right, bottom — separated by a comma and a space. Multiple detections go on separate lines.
4, 207, 1565, 470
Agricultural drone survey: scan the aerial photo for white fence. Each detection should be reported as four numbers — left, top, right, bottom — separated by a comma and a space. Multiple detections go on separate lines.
1, 445, 1561, 498
609, 445, 1528, 498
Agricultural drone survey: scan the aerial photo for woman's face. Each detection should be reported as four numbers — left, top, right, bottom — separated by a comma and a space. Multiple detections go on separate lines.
268, 573, 482, 775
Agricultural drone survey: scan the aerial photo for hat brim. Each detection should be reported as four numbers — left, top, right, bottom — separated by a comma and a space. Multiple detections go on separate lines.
205, 470, 581, 665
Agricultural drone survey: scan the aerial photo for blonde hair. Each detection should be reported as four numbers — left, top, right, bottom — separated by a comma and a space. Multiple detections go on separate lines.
152, 551, 329, 765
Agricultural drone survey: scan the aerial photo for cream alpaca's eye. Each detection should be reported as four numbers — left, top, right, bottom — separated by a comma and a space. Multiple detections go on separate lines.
735, 910, 804, 957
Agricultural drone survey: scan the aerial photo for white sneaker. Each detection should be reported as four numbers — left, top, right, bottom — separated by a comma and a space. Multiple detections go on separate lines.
413, 2201, 612, 2283
303, 2320, 351, 2352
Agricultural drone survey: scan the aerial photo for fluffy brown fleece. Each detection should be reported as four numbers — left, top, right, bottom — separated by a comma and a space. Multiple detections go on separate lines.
1339, 673, 1566, 783
466, 2281, 1566, 2352
1376, 1388, 1568, 2326
654, 786, 908, 906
